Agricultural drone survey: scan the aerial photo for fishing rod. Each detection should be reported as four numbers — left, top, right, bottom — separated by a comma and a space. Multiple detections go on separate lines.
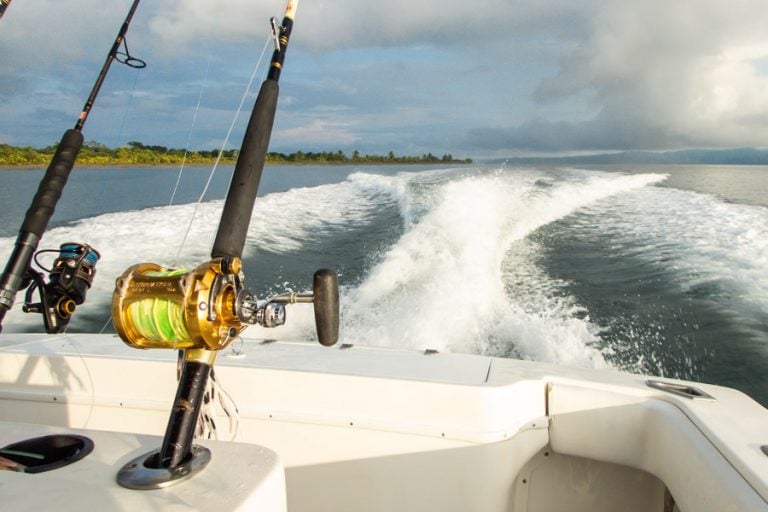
113, 0, 339, 488
0, 0, 12, 20
0, 0, 145, 334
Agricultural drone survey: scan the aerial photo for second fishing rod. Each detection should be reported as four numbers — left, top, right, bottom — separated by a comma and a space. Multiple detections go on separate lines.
0, 0, 145, 334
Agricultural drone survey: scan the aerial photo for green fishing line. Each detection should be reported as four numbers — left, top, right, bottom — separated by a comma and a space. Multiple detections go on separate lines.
128, 269, 191, 342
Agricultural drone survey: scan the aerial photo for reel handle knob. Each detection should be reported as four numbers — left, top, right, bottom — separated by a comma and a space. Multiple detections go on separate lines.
313, 269, 339, 346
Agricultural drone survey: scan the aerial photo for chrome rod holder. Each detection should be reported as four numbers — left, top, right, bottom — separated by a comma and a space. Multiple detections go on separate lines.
117, 445, 211, 490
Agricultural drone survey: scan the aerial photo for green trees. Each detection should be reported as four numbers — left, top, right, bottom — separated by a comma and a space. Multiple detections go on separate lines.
0, 142, 472, 166
0, 144, 53, 165
263, 150, 470, 164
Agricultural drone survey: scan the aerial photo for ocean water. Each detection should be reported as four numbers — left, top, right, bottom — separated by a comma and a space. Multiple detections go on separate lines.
0, 163, 766, 406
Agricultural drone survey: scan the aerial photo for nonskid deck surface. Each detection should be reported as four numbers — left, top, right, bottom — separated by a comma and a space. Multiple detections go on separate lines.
1, 333, 767, 511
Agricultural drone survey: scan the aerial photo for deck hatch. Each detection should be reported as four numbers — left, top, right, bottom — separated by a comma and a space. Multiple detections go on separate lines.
646, 379, 715, 400
0, 434, 93, 473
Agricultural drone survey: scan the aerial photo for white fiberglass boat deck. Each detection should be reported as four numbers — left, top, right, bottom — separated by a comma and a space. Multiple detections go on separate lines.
1, 332, 766, 511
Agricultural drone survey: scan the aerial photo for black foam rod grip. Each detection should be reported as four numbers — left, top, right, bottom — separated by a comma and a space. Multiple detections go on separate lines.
211, 80, 278, 260
22, 129, 83, 236
313, 269, 339, 346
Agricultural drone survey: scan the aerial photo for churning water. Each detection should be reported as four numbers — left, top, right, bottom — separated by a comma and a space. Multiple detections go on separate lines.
1, 163, 766, 405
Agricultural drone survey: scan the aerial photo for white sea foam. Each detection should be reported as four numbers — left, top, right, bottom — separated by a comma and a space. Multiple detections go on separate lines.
337, 168, 665, 368
576, 184, 768, 317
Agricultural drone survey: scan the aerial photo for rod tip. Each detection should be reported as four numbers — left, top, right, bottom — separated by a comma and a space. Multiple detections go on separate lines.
285, 0, 298, 19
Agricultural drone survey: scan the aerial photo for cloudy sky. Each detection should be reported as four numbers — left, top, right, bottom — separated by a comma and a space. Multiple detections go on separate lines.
1, 0, 767, 157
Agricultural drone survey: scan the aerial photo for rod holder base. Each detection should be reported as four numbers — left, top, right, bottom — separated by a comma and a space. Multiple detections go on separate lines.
117, 445, 211, 490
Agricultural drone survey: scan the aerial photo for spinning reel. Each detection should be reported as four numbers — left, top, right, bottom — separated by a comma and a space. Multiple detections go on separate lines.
22, 243, 100, 333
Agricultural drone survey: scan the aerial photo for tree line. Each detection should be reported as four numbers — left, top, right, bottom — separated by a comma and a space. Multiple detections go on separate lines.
0, 141, 472, 166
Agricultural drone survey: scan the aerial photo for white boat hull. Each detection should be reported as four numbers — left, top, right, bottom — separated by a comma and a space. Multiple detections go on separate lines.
1, 333, 766, 511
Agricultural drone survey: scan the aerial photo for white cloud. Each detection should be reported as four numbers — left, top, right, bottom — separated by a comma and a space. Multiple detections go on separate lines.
483, 0, 768, 150
146, 0, 597, 50
689, 44, 768, 136
0, 1, 136, 71
273, 118, 359, 146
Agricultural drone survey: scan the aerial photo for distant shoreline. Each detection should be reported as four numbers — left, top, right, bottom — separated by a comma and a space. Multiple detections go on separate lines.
0, 160, 472, 170
0, 142, 472, 168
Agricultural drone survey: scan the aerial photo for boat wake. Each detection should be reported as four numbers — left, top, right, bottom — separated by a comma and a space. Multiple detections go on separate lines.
337, 168, 665, 367
6, 165, 764, 378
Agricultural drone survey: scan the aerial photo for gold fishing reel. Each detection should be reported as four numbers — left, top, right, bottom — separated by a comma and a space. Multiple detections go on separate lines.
113, 255, 340, 351
112, 257, 245, 351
